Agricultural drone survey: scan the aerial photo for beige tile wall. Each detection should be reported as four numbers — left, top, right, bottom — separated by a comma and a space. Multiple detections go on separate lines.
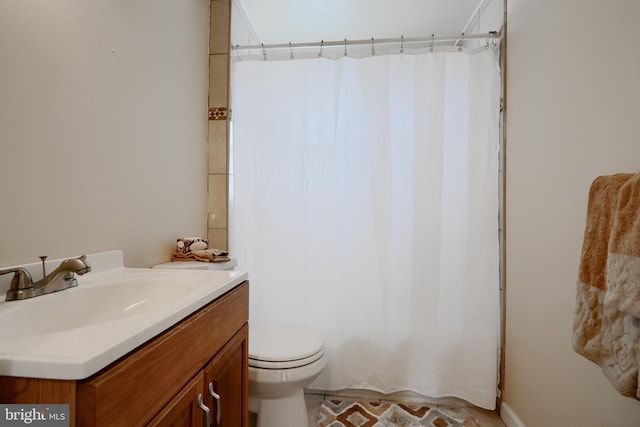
208, 0, 231, 250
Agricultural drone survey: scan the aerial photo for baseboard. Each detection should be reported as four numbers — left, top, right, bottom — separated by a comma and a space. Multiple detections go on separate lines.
500, 402, 526, 427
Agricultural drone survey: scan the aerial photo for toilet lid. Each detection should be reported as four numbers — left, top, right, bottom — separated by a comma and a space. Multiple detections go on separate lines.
249, 324, 324, 363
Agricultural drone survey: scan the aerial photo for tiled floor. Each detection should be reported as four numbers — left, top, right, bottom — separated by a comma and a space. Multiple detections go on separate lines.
304, 391, 507, 427
249, 390, 507, 427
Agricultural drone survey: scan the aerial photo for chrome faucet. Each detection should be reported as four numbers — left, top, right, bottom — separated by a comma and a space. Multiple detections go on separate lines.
0, 255, 91, 301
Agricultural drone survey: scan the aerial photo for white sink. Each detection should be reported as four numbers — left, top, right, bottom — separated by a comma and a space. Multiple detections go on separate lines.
0, 250, 248, 380
0, 277, 194, 337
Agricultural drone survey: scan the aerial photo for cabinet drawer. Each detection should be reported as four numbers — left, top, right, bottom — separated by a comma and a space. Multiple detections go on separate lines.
77, 281, 249, 426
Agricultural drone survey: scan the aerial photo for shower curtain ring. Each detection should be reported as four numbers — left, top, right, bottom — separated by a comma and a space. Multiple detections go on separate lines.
400, 35, 404, 53
319, 40, 324, 58
371, 37, 376, 56
430, 34, 435, 52
490, 31, 498, 47
289, 42, 294, 59
458, 33, 465, 51
344, 39, 348, 57
235, 44, 241, 61
262, 43, 267, 60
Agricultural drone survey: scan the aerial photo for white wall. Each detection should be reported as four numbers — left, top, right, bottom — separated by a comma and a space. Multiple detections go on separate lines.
0, 0, 210, 268
231, 0, 261, 47
505, 0, 640, 425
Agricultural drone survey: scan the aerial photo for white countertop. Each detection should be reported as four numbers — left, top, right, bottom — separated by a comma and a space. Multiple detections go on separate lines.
0, 250, 248, 380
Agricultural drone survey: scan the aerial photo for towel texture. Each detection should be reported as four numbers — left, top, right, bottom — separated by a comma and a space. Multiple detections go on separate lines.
606, 174, 640, 316
573, 173, 640, 400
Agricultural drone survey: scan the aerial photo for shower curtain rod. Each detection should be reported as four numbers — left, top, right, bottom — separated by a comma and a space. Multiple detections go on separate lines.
232, 31, 501, 52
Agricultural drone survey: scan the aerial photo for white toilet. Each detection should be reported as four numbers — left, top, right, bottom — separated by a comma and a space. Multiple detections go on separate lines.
153, 260, 328, 427
248, 324, 327, 427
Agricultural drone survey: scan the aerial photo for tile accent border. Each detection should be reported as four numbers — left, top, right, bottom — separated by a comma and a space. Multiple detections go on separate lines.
209, 107, 228, 120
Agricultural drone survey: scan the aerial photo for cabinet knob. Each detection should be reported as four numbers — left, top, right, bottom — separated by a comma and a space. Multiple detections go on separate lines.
209, 382, 221, 425
197, 393, 211, 427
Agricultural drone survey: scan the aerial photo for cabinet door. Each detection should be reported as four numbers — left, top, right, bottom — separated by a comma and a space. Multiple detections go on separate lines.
204, 324, 249, 427
147, 374, 208, 427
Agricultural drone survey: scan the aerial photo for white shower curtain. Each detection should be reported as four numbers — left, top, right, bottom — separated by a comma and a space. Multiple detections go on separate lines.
231, 47, 501, 409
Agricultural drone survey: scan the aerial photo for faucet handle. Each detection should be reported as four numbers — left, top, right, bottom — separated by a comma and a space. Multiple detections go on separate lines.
0, 268, 33, 290
39, 256, 48, 278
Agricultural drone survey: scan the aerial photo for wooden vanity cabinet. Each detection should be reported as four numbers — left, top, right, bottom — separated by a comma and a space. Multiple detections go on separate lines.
147, 372, 207, 427
148, 324, 249, 427
203, 324, 248, 427
0, 281, 249, 427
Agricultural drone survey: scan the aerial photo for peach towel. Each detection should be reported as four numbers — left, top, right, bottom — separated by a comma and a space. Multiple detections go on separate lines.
573, 173, 640, 400
171, 248, 230, 263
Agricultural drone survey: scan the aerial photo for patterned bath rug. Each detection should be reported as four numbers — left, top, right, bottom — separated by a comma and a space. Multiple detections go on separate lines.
315, 399, 482, 427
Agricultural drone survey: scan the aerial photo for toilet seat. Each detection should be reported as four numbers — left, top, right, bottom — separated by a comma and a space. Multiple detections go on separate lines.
249, 347, 325, 369
249, 324, 325, 369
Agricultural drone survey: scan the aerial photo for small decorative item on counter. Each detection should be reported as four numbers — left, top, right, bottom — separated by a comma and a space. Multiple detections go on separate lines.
174, 237, 209, 254
172, 237, 231, 263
